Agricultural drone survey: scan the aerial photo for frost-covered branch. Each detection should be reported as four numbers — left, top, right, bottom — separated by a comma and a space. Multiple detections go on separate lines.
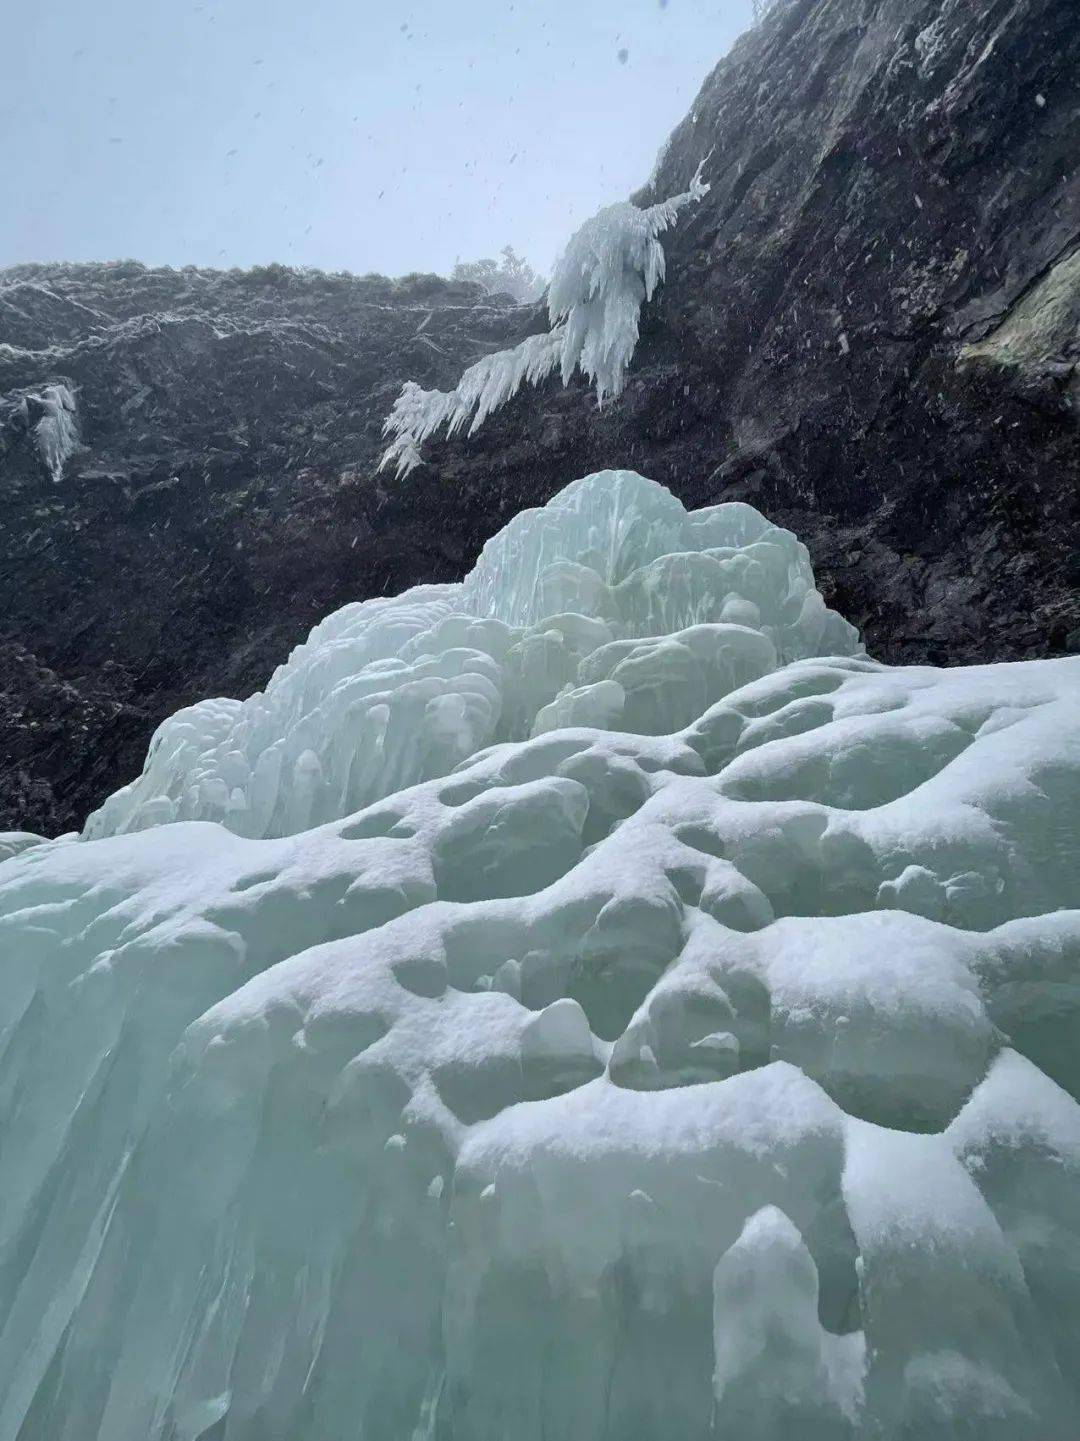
379, 328, 565, 479
380, 161, 710, 477
549, 159, 709, 404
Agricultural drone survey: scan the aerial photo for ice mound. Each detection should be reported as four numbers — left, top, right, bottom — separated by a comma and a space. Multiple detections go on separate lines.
1, 471, 1079, 1439
85, 470, 860, 840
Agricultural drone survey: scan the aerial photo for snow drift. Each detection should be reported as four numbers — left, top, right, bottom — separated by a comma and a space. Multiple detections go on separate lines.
2, 471, 1079, 1440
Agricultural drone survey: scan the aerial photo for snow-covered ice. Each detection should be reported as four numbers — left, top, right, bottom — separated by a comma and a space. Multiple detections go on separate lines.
2, 470, 1079, 1439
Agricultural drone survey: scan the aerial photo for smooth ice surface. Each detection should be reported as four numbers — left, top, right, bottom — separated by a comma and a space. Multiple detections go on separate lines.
2, 470, 1080, 1440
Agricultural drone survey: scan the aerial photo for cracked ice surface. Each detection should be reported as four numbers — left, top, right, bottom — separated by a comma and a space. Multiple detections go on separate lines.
2, 470, 1080, 1439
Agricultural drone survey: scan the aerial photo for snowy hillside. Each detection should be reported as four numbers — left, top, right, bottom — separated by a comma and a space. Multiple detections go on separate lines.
0, 472, 1078, 1439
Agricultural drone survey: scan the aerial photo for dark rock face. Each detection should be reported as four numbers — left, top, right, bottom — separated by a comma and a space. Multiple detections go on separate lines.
2, 0, 1078, 834
0, 265, 528, 832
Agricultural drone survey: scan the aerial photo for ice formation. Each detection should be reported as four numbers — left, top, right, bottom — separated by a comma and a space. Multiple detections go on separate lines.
380, 166, 708, 476
2, 470, 1080, 1440
0, 381, 80, 482
86, 471, 857, 840
30, 381, 79, 481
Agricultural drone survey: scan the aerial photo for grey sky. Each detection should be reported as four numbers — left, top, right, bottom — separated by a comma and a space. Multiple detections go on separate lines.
4, 1, 754, 278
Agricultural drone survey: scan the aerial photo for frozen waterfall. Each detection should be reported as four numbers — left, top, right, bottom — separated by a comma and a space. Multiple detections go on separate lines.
1, 470, 1079, 1440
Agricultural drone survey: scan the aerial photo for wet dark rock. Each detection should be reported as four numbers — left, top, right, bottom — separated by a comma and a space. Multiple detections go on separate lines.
1, 0, 1078, 832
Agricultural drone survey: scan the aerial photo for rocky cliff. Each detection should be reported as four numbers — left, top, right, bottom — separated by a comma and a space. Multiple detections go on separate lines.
1, 0, 1078, 834
0, 267, 527, 832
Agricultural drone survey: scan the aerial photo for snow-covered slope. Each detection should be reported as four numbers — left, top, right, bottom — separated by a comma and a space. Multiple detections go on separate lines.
1, 472, 1079, 1439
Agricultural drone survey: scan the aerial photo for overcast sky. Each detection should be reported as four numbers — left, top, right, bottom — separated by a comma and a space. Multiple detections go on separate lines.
4, 1, 754, 278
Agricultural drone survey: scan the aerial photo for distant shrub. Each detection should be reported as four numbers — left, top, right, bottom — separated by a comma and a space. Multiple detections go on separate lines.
242, 263, 292, 288
451, 245, 546, 305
